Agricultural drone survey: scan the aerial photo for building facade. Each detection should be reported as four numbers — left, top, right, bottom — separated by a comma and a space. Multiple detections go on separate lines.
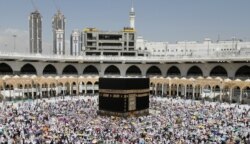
52, 10, 66, 55
29, 10, 42, 54
137, 37, 250, 57
83, 28, 137, 56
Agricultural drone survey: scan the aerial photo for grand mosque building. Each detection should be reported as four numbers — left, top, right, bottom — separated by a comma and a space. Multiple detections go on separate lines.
0, 3, 250, 104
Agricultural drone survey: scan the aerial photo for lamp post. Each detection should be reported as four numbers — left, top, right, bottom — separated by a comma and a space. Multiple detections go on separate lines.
13, 35, 17, 52
73, 38, 78, 56
2, 44, 7, 53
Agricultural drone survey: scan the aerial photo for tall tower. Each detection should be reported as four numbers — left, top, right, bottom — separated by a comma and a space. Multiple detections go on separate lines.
129, 0, 135, 29
29, 10, 42, 54
70, 30, 81, 56
52, 10, 66, 55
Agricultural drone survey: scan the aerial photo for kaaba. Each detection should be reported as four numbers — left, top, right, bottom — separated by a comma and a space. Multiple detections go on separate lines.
98, 77, 149, 117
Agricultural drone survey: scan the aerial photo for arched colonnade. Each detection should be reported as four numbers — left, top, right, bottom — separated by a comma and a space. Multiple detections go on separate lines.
0, 75, 99, 100
150, 76, 250, 104
0, 75, 249, 104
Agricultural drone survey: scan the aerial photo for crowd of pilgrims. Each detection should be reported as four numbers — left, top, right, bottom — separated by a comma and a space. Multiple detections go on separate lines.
0, 95, 249, 144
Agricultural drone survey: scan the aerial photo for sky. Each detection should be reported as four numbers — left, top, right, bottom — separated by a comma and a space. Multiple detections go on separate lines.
0, 0, 250, 54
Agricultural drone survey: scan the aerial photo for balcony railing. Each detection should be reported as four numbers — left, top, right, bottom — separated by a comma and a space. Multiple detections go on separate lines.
0, 51, 250, 62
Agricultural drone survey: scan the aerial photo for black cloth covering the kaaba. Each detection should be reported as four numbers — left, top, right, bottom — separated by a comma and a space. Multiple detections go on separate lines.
99, 78, 149, 90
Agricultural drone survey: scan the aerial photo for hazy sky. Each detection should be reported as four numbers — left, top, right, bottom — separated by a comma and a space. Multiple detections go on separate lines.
0, 0, 250, 54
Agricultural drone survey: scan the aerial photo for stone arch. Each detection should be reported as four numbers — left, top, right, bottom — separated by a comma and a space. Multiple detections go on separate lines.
83, 65, 99, 75
86, 81, 93, 94
187, 66, 203, 77
232, 86, 241, 103
150, 82, 156, 95
20, 63, 37, 75
235, 65, 250, 78
146, 66, 162, 76
242, 86, 250, 104
71, 82, 77, 95
0, 63, 13, 75
104, 65, 120, 75
186, 84, 194, 99
58, 82, 64, 96
126, 65, 142, 76
210, 66, 228, 77
212, 85, 221, 101
222, 85, 230, 103
49, 83, 57, 97
94, 81, 99, 94
167, 66, 181, 77
43, 64, 57, 75
62, 65, 78, 75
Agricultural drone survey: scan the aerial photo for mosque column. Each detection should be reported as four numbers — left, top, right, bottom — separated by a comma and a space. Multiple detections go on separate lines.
161, 84, 164, 97
169, 84, 172, 97
240, 88, 243, 104
31, 84, 34, 99
210, 86, 213, 99
13, 86, 16, 99
76, 83, 79, 96
40, 85, 42, 98
92, 84, 95, 95
69, 83, 72, 96
213, 87, 216, 100
35, 84, 38, 98
78, 83, 81, 95
22, 86, 25, 99
154, 84, 157, 96
3, 85, 6, 102
229, 88, 233, 103
9, 86, 11, 99
81, 83, 84, 95
48, 85, 50, 98
153, 84, 156, 96
219, 86, 222, 102
184, 85, 187, 99
85, 84, 87, 95
56, 84, 59, 97
63, 84, 65, 96
200, 86, 203, 98
54, 86, 57, 97
192, 85, 195, 100
176, 85, 179, 97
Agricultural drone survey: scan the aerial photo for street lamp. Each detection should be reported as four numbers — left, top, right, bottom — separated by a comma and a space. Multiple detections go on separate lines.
2, 44, 8, 53
13, 35, 17, 52
73, 38, 78, 56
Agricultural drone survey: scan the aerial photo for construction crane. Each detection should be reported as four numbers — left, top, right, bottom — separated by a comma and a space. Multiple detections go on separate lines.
30, 0, 38, 11
53, 0, 60, 11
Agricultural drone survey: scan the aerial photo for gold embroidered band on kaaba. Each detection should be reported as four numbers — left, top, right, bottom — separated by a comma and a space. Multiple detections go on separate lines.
99, 89, 150, 94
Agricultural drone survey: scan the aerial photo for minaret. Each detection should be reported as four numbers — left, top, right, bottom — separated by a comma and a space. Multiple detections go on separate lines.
129, 0, 135, 29
52, 10, 66, 55
70, 30, 81, 56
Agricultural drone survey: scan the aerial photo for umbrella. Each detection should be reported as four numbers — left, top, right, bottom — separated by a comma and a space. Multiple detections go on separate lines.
197, 125, 205, 129
92, 139, 98, 144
